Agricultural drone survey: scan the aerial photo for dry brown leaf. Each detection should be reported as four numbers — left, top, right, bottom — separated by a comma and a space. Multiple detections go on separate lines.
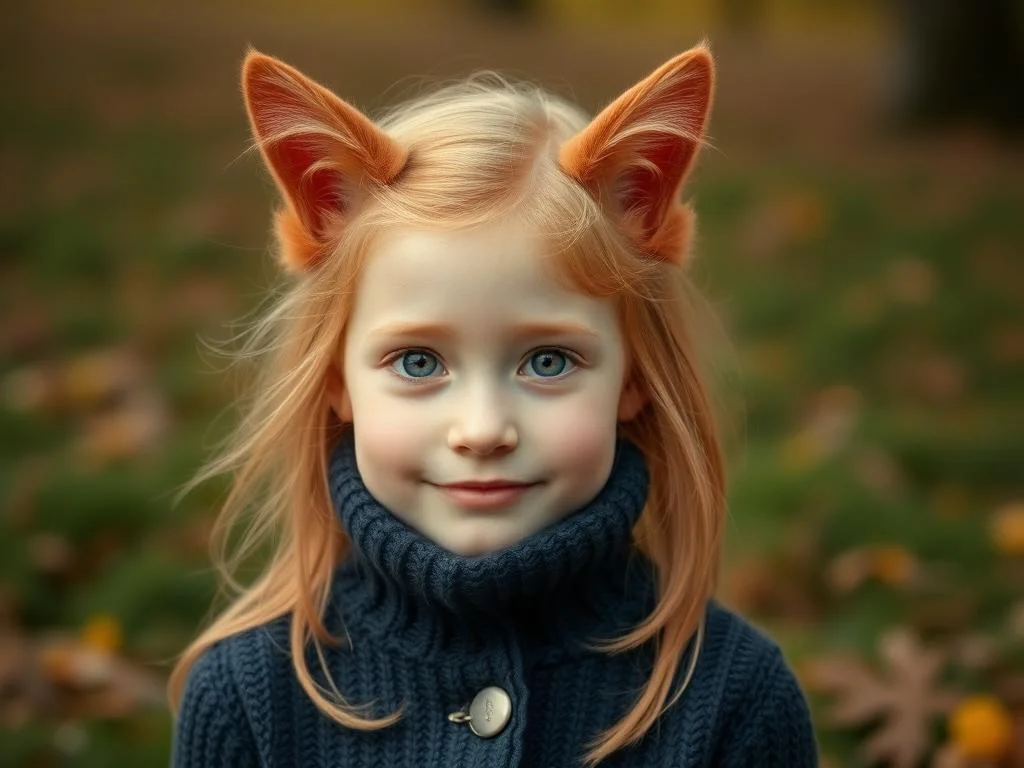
805, 628, 961, 768
60, 347, 144, 411
852, 448, 908, 499
826, 544, 922, 594
826, 548, 874, 593
73, 390, 169, 468
930, 744, 969, 768
36, 637, 165, 712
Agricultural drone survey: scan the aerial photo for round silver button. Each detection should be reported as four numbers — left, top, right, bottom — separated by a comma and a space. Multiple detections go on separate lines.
467, 686, 512, 738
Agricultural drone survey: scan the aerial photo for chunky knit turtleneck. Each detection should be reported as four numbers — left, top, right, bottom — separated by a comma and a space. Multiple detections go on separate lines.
327, 432, 655, 663
172, 432, 819, 767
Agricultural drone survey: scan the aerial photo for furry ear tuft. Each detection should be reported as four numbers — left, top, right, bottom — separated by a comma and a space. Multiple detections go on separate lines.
242, 51, 407, 272
273, 206, 323, 273
559, 45, 714, 266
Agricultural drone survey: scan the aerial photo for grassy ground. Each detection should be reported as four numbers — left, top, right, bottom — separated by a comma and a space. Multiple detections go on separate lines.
2, 3, 1022, 765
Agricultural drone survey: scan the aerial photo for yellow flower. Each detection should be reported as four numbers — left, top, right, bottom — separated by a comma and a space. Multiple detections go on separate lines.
948, 695, 1014, 760
990, 502, 1024, 555
870, 545, 916, 586
81, 614, 123, 655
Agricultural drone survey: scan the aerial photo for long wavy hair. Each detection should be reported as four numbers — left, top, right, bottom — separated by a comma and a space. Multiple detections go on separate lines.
168, 44, 725, 766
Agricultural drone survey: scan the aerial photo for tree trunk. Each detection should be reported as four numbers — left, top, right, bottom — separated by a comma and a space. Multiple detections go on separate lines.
892, 0, 1024, 134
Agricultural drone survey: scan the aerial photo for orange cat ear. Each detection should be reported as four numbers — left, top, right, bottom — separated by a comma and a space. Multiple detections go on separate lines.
242, 51, 407, 271
559, 45, 714, 265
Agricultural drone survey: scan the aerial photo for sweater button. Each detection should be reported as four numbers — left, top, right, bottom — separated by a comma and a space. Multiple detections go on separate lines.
467, 686, 512, 738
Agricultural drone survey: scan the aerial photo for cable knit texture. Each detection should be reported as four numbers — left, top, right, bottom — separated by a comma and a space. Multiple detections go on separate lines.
172, 431, 818, 766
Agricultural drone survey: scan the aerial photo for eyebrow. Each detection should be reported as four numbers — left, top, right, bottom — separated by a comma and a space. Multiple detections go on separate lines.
367, 321, 602, 344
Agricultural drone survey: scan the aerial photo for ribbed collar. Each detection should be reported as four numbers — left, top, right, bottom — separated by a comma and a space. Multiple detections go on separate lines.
326, 429, 655, 660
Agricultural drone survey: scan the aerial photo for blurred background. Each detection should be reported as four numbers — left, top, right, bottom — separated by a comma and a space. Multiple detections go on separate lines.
1, 1, 1022, 766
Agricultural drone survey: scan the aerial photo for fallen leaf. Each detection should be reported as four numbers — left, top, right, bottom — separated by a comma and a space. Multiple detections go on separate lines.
825, 548, 873, 593
990, 502, 1024, 556
783, 385, 863, 473
930, 743, 968, 768
60, 348, 144, 412
852, 448, 907, 499
73, 390, 169, 467
805, 628, 960, 768
826, 544, 921, 594
871, 544, 920, 587
36, 636, 165, 710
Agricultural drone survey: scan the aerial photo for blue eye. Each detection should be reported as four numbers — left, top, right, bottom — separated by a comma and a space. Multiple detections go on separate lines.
393, 350, 442, 378
522, 349, 573, 378
387, 347, 579, 383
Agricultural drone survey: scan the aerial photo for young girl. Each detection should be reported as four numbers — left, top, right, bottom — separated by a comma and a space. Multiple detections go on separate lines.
169, 44, 817, 766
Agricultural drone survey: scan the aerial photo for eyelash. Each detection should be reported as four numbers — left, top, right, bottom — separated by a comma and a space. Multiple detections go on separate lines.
383, 347, 583, 384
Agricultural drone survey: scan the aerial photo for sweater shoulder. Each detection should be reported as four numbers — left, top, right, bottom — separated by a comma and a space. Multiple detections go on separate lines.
673, 600, 796, 730
173, 615, 293, 766
697, 600, 818, 765
173, 633, 265, 766
701, 599, 787, 676
697, 599, 801, 709
192, 613, 294, 695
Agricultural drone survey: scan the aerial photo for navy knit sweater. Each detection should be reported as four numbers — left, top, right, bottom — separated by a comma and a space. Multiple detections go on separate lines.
172, 434, 818, 766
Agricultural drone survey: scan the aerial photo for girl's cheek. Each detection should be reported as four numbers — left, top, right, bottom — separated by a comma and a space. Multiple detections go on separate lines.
533, 398, 617, 474
348, 387, 431, 471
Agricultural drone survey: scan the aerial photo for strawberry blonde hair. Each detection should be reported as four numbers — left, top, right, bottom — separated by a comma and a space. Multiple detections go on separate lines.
168, 44, 724, 766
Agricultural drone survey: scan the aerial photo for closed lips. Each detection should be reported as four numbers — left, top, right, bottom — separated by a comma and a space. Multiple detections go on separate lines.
439, 481, 536, 490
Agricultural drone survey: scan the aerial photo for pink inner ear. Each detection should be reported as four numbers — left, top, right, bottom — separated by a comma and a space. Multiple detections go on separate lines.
620, 137, 695, 236
267, 141, 343, 237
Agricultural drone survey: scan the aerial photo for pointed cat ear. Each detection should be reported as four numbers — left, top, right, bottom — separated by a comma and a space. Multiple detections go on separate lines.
242, 51, 407, 271
559, 46, 714, 265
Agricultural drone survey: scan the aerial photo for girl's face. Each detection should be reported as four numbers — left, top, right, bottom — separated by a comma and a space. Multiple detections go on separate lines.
332, 221, 643, 556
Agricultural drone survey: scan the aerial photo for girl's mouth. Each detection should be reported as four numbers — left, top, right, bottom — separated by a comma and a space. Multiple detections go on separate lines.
431, 482, 539, 510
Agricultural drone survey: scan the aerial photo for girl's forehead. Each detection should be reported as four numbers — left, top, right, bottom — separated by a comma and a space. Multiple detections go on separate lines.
362, 224, 565, 298
349, 223, 619, 336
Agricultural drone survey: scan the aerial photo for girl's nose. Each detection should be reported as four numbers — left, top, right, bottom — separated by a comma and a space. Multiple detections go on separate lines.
447, 387, 519, 456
